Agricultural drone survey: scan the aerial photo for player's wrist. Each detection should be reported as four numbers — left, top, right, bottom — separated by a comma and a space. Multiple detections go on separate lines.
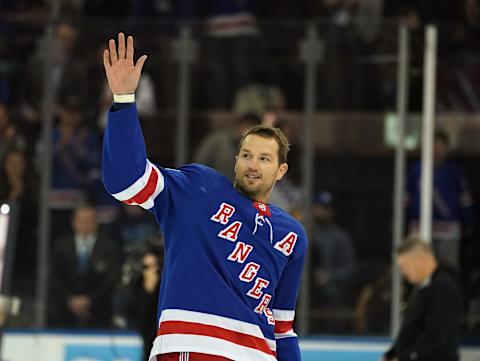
113, 93, 135, 103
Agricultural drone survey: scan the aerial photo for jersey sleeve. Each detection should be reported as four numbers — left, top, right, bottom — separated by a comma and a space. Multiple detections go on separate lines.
102, 103, 163, 209
102, 103, 221, 224
271, 227, 308, 361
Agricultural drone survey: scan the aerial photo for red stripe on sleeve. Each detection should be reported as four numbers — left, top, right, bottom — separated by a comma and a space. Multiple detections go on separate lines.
274, 320, 293, 334
124, 167, 159, 205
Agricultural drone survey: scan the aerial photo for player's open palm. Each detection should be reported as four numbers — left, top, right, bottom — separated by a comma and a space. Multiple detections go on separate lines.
103, 32, 147, 95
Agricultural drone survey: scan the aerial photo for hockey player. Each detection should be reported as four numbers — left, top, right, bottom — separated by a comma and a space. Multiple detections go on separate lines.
102, 33, 307, 361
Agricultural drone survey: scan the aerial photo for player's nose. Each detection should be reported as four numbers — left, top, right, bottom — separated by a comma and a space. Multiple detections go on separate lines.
247, 157, 260, 170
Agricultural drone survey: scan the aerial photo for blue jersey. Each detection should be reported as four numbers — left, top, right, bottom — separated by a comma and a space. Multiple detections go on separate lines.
102, 104, 307, 361
406, 160, 474, 239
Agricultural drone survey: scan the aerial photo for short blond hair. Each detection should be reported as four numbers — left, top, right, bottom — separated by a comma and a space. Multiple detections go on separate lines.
396, 235, 433, 255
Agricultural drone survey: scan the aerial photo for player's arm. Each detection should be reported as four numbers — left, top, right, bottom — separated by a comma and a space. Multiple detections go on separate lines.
102, 33, 163, 210
271, 229, 308, 361
102, 34, 216, 220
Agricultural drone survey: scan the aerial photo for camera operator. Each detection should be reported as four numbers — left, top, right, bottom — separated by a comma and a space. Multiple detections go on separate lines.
134, 244, 163, 361
112, 237, 163, 361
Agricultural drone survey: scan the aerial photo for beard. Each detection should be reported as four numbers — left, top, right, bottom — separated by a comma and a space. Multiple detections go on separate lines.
234, 179, 260, 199
233, 174, 274, 202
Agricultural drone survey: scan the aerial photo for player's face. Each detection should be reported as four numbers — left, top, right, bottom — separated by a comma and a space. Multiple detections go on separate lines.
234, 134, 288, 203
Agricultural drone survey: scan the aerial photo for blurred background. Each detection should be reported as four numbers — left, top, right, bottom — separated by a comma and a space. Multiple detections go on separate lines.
1, 0, 480, 360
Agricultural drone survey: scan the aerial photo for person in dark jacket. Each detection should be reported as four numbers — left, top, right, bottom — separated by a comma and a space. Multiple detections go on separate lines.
130, 244, 163, 361
49, 205, 123, 328
382, 236, 463, 361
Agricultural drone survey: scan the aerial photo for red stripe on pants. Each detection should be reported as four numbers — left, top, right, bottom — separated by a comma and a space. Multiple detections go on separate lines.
156, 352, 232, 361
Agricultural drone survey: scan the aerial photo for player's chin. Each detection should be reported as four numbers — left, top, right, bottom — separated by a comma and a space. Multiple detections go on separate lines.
237, 183, 259, 197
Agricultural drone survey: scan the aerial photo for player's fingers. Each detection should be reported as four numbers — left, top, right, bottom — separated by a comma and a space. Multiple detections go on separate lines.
117, 32, 126, 59
109, 38, 118, 63
134, 54, 148, 74
126, 35, 134, 64
103, 48, 111, 70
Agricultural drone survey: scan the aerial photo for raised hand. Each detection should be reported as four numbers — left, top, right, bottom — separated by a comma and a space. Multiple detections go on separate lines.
103, 32, 147, 95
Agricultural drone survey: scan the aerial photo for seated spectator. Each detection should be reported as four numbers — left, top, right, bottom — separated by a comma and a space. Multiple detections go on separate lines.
194, 113, 260, 180
49, 205, 123, 328
36, 93, 100, 238
311, 191, 356, 307
268, 119, 303, 215
438, 0, 480, 111
0, 103, 26, 166
202, 0, 259, 108
233, 85, 286, 119
406, 129, 474, 270
353, 266, 391, 334
18, 22, 87, 146
0, 149, 38, 299
109, 204, 160, 252
268, 175, 303, 215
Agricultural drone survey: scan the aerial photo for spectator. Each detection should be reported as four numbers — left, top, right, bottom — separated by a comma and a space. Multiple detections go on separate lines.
455, 0, 480, 54
233, 85, 287, 120
0, 149, 36, 203
406, 128, 474, 269
382, 236, 462, 361
37, 93, 100, 238
194, 112, 260, 180
0, 149, 38, 299
18, 22, 88, 146
0, 103, 26, 166
127, 242, 164, 361
354, 266, 391, 334
268, 119, 303, 215
202, 0, 259, 108
110, 204, 160, 251
310, 191, 356, 307
393, 3, 425, 111
438, 0, 480, 111
0, 0, 48, 29
49, 205, 123, 328
112, 236, 162, 329
320, 0, 362, 110
268, 175, 302, 216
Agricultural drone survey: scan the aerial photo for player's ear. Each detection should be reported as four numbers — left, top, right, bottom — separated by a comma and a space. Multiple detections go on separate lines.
276, 163, 288, 181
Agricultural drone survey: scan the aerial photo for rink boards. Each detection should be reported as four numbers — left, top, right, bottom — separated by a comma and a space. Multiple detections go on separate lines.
1, 331, 479, 361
